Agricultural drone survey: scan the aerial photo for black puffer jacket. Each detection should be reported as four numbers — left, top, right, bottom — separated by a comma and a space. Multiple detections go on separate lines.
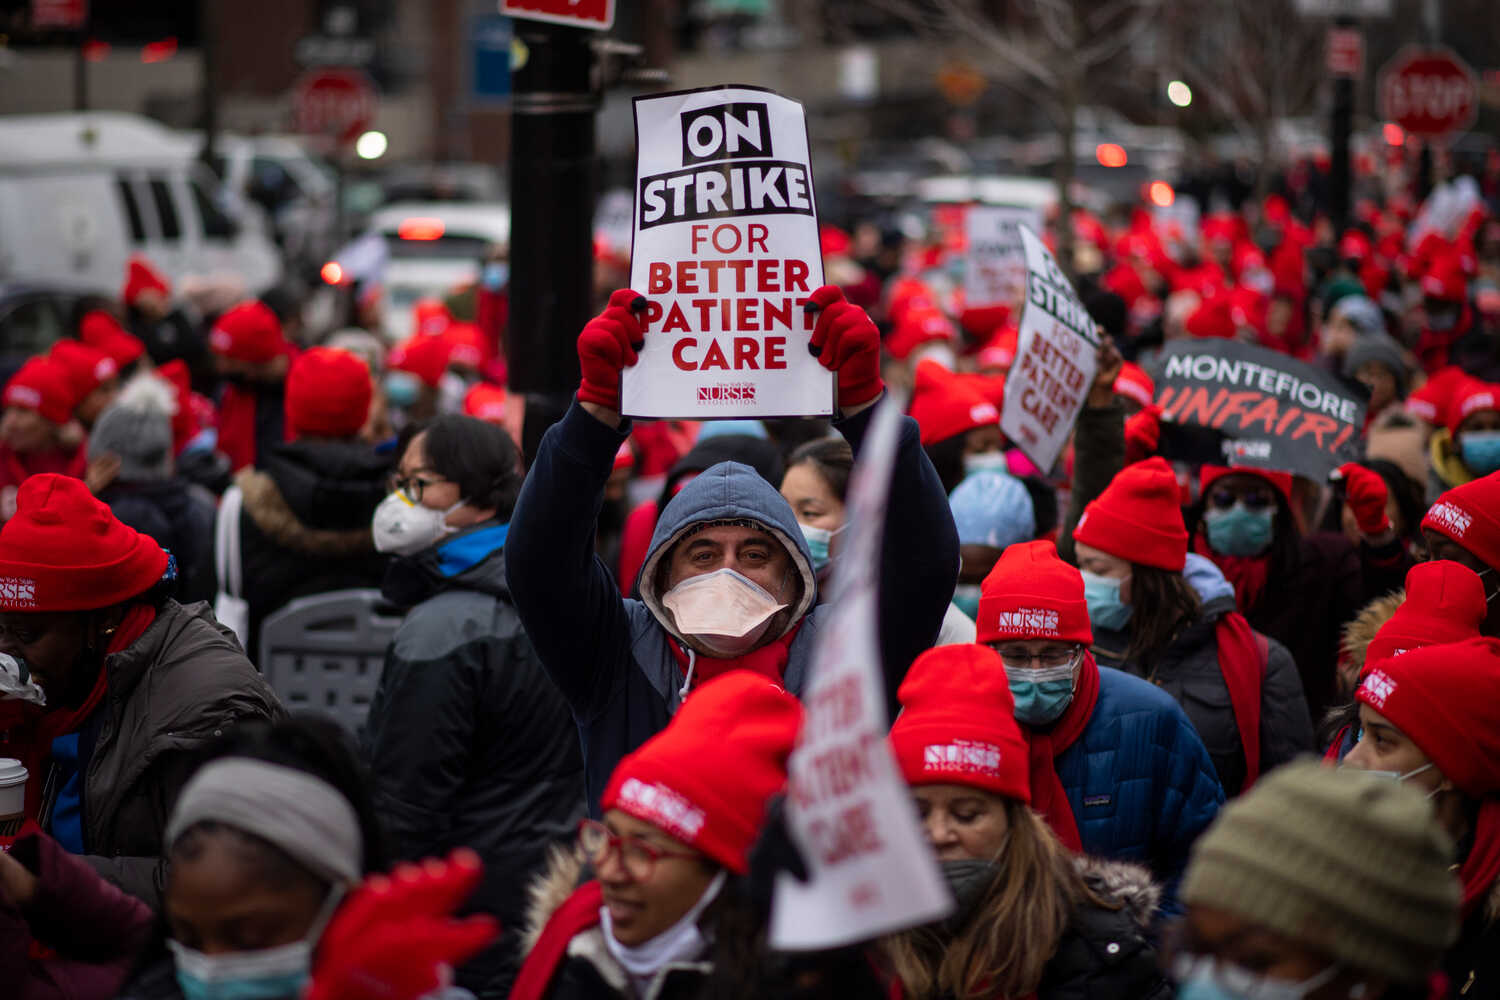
1092, 555, 1313, 796
98, 479, 217, 605
1036, 858, 1173, 1000
236, 438, 390, 660
364, 522, 585, 1000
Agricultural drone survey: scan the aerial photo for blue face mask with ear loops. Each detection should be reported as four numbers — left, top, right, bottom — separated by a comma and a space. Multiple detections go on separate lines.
1203, 504, 1274, 557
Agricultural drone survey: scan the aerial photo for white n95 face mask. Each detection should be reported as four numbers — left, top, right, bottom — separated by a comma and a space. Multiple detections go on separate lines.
371, 491, 465, 556
661, 567, 788, 657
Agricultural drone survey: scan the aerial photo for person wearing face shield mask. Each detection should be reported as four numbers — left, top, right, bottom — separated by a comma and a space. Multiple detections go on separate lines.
976, 540, 1224, 915
1428, 378, 1500, 496
505, 287, 959, 811
1173, 761, 1459, 1000
880, 644, 1172, 1000
1343, 638, 1500, 997
363, 414, 583, 999
1074, 458, 1311, 796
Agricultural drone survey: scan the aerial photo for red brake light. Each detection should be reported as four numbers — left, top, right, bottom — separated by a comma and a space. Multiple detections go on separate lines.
398, 218, 445, 241
1148, 181, 1175, 207
1096, 143, 1128, 168
321, 261, 344, 285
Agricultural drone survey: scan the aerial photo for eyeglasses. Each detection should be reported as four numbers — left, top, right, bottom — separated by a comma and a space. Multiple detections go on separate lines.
576, 819, 702, 881
389, 471, 448, 503
990, 645, 1079, 670
1207, 487, 1276, 511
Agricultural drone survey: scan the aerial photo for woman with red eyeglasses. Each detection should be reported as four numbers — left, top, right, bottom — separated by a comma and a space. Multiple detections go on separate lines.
510, 671, 801, 1000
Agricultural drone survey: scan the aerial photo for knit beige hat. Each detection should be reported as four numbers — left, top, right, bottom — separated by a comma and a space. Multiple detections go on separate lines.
1181, 760, 1460, 986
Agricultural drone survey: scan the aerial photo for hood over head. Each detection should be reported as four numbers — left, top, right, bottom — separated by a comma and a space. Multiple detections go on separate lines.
639, 460, 817, 647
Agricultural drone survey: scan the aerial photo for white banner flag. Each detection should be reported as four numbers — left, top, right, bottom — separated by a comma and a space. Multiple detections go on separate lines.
623, 85, 834, 419
769, 390, 953, 951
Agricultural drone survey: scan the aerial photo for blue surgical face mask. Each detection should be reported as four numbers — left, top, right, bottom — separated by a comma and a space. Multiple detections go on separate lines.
1005, 659, 1078, 727
169, 887, 343, 1000
1081, 570, 1133, 631
952, 583, 981, 621
962, 450, 1009, 478
799, 521, 842, 572
482, 261, 509, 291
1203, 503, 1274, 557
1175, 954, 1343, 1000
384, 370, 421, 409
1460, 430, 1500, 476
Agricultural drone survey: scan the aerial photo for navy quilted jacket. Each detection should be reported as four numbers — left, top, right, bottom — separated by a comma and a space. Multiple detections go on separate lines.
1054, 666, 1224, 916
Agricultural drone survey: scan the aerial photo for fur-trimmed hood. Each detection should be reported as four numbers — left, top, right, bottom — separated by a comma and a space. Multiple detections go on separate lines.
237, 465, 378, 557
522, 844, 586, 957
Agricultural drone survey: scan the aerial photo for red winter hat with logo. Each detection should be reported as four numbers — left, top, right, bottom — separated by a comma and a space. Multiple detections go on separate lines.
0, 473, 168, 611
388, 335, 453, 389
1447, 377, 1500, 437
1073, 457, 1189, 571
79, 310, 146, 368
1113, 362, 1155, 409
285, 347, 372, 440
210, 302, 287, 364
1422, 471, 1500, 571
463, 382, 508, 424
121, 255, 170, 306
49, 340, 119, 401
1357, 637, 1500, 798
1421, 255, 1468, 304
1199, 464, 1295, 507
890, 644, 1029, 802
1406, 365, 1468, 427
977, 539, 1092, 646
601, 670, 801, 874
3, 357, 78, 426
909, 359, 999, 446
1365, 561, 1488, 666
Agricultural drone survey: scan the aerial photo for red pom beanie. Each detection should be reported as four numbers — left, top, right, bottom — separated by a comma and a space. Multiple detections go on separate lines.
388, 335, 453, 389
0, 474, 168, 611
1358, 637, 1500, 798
122, 255, 170, 305
209, 302, 287, 364
3, 358, 78, 426
1423, 471, 1500, 571
1365, 561, 1488, 666
49, 340, 119, 401
1447, 378, 1500, 438
1073, 457, 1189, 571
909, 359, 999, 446
79, 311, 146, 368
1199, 464, 1294, 506
285, 347, 372, 440
601, 670, 802, 873
977, 539, 1093, 646
889, 645, 1029, 802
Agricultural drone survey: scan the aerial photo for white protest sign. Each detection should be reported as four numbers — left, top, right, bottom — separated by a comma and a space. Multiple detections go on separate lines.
623, 86, 833, 419
1000, 226, 1100, 473
769, 390, 952, 951
965, 204, 1042, 310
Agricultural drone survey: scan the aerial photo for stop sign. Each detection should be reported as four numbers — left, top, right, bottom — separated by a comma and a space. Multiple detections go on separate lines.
294, 69, 378, 146
1379, 46, 1478, 138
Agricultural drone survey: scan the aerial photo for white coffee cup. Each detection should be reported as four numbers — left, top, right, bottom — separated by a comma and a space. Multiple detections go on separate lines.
0, 758, 28, 836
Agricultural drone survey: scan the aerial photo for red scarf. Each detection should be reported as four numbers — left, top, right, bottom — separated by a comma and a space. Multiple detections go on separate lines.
0, 441, 87, 494
1460, 799, 1500, 920
509, 881, 605, 1000
667, 622, 803, 692
1213, 612, 1267, 792
1022, 652, 1101, 852
1194, 536, 1271, 614
217, 383, 260, 473
0, 604, 156, 821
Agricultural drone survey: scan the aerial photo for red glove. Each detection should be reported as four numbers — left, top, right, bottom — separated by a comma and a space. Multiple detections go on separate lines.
307, 849, 498, 1000
1338, 462, 1391, 537
1124, 406, 1161, 464
806, 285, 883, 410
577, 289, 646, 411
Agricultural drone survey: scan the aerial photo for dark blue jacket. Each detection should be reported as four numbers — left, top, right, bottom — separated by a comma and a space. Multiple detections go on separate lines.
506, 396, 959, 810
1054, 666, 1224, 915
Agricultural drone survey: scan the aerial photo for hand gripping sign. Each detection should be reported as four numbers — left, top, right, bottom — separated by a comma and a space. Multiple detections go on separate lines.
769, 390, 953, 950
999, 226, 1100, 473
623, 86, 834, 419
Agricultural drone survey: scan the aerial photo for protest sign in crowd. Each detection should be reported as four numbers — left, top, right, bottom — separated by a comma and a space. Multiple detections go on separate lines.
1, 79, 1500, 1000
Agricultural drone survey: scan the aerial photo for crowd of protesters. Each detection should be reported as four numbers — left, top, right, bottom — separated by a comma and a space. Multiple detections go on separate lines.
0, 140, 1497, 1000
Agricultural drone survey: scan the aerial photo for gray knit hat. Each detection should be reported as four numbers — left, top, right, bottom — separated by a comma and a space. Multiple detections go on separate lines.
87, 376, 174, 482
1343, 331, 1412, 396
1181, 760, 1460, 986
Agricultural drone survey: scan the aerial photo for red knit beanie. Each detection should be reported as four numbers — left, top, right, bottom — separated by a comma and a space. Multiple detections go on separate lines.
1358, 637, 1500, 798
388, 335, 453, 389
49, 340, 119, 401
1185, 295, 1235, 339
889, 645, 1029, 802
1423, 471, 1500, 571
285, 347, 372, 440
1199, 464, 1295, 506
1447, 378, 1500, 438
977, 539, 1093, 645
909, 359, 1000, 446
121, 255, 170, 305
441, 321, 490, 370
463, 383, 507, 424
411, 299, 452, 338
3, 358, 78, 426
1073, 457, 1189, 571
209, 302, 286, 364
1113, 362, 1155, 409
78, 310, 146, 368
1406, 365, 1467, 427
0, 474, 168, 611
1365, 561, 1488, 666
601, 670, 801, 874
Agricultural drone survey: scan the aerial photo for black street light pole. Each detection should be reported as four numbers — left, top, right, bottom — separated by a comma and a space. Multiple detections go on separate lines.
1328, 17, 1356, 237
